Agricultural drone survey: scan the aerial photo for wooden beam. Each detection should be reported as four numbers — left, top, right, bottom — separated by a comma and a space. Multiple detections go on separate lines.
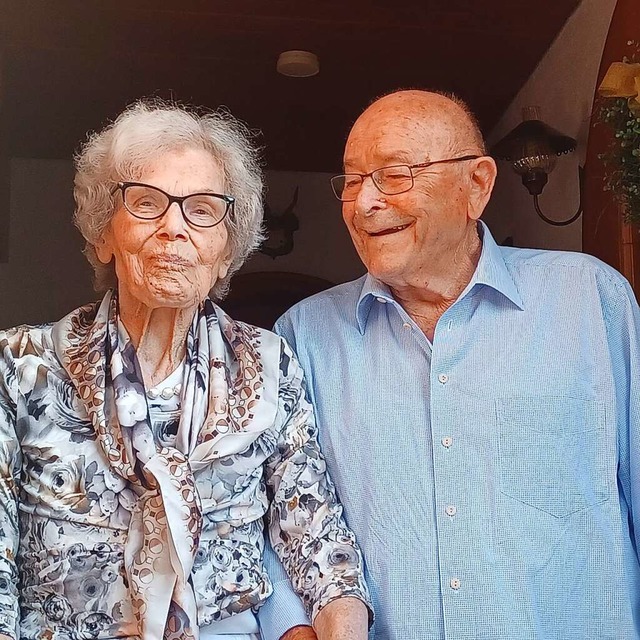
4, 0, 580, 55
583, 0, 640, 297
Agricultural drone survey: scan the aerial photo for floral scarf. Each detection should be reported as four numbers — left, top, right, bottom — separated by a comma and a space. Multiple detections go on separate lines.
53, 291, 272, 640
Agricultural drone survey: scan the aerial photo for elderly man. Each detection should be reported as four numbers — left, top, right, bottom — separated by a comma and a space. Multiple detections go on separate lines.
274, 90, 640, 639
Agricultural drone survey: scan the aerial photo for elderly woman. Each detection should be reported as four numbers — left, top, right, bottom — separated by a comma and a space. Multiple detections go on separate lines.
0, 101, 370, 640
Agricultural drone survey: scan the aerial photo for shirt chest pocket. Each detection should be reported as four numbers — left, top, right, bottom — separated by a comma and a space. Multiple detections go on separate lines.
496, 396, 610, 518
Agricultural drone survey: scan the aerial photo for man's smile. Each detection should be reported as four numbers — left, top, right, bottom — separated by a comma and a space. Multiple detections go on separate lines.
367, 223, 411, 237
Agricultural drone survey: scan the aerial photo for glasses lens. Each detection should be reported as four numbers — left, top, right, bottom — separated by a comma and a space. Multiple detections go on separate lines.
331, 175, 362, 201
183, 194, 228, 227
123, 185, 168, 218
374, 165, 413, 195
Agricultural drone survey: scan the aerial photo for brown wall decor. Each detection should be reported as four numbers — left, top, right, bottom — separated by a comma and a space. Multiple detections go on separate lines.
260, 187, 300, 259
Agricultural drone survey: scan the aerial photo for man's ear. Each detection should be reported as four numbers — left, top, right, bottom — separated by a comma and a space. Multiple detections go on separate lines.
467, 156, 497, 221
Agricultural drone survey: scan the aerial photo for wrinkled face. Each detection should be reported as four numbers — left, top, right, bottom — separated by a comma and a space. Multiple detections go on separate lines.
342, 107, 477, 289
97, 148, 231, 310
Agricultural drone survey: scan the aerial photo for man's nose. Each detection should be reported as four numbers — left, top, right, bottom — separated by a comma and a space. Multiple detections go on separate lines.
157, 202, 189, 239
354, 175, 387, 217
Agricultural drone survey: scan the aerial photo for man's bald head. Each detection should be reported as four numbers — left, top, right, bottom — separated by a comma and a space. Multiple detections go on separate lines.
346, 90, 486, 163
339, 88, 497, 292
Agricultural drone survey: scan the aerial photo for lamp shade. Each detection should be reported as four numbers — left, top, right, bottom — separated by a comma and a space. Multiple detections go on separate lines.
491, 107, 577, 162
491, 106, 577, 196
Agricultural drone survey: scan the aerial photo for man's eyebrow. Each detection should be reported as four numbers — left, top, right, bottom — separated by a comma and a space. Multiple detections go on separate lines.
382, 150, 415, 164
343, 151, 418, 172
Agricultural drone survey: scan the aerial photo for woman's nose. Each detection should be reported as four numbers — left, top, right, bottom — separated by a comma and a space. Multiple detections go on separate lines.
157, 202, 189, 239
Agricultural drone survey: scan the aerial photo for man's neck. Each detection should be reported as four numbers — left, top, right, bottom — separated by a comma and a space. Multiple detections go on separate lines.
391, 228, 482, 340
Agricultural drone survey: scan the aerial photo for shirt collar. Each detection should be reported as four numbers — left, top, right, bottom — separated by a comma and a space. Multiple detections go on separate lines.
355, 221, 524, 334
355, 274, 395, 334
471, 221, 524, 310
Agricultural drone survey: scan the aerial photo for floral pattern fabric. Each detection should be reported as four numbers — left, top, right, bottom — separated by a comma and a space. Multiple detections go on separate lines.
0, 292, 370, 640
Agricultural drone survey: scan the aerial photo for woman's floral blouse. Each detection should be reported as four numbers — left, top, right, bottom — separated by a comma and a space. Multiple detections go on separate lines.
0, 297, 370, 640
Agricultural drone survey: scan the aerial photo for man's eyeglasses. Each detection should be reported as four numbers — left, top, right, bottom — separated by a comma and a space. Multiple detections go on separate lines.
330, 155, 481, 202
113, 182, 235, 228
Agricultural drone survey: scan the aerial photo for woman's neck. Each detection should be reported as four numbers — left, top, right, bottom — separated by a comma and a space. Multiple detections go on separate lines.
117, 290, 197, 388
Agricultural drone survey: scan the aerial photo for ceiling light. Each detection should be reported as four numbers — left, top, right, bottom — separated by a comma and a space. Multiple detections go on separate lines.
277, 50, 319, 78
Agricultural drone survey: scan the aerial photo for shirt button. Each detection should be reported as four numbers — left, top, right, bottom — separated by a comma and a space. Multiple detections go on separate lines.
450, 578, 461, 590
441, 436, 453, 448
402, 322, 412, 329
376, 297, 387, 303
438, 373, 449, 384
445, 505, 457, 516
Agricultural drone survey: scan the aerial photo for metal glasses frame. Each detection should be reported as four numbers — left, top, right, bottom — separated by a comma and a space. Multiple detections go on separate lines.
330, 154, 482, 201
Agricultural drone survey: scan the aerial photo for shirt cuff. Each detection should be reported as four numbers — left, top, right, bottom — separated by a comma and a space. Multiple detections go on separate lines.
258, 577, 311, 640
259, 542, 311, 640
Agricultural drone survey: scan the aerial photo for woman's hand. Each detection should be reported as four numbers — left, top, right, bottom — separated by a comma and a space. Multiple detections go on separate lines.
313, 597, 369, 640
280, 625, 317, 640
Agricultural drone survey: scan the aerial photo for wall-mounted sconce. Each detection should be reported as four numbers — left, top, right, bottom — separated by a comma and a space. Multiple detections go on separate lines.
491, 106, 583, 227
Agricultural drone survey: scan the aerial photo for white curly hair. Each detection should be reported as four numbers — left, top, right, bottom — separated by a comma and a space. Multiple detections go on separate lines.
73, 98, 265, 299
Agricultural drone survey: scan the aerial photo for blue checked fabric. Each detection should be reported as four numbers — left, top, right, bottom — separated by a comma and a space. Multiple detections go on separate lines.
274, 222, 640, 640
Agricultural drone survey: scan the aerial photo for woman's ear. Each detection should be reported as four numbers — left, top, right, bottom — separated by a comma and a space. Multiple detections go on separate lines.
216, 251, 233, 281
467, 156, 497, 221
94, 232, 114, 265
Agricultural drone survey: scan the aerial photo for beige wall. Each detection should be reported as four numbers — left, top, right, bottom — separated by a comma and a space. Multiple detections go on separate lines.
0, 159, 96, 328
242, 170, 364, 285
484, 0, 617, 251
0, 160, 363, 329
2, 2, 621, 327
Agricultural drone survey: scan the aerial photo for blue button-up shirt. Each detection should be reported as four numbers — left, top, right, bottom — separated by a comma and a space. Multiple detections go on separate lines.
274, 223, 640, 640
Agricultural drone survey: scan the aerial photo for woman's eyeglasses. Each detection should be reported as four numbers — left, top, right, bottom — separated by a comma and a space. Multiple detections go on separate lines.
113, 182, 235, 228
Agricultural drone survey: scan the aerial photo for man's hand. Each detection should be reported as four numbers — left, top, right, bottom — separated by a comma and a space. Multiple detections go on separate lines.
313, 596, 368, 640
280, 625, 318, 640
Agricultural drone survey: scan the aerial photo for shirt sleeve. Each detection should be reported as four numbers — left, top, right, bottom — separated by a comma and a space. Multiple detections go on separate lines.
603, 275, 640, 555
257, 539, 311, 640
264, 338, 372, 624
0, 334, 22, 639
273, 313, 297, 355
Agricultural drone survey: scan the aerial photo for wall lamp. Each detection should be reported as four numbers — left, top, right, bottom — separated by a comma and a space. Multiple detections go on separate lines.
491, 106, 583, 227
